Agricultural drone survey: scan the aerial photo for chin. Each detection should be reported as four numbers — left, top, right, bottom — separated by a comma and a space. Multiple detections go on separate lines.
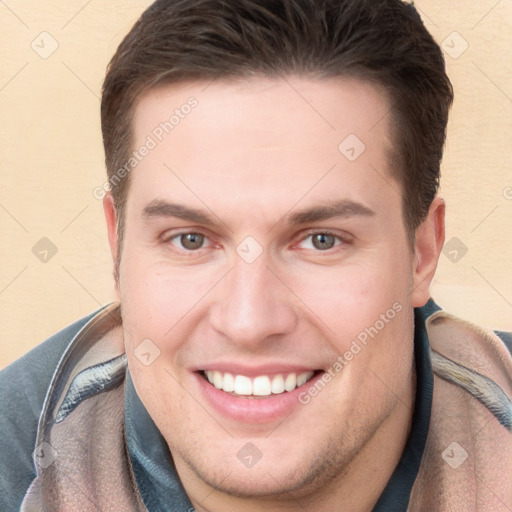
175, 432, 363, 503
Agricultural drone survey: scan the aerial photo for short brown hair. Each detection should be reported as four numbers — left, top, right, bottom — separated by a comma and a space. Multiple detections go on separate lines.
101, 0, 453, 248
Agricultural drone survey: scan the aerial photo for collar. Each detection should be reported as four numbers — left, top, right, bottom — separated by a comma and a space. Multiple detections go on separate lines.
125, 303, 435, 511
125, 372, 193, 511
372, 303, 435, 511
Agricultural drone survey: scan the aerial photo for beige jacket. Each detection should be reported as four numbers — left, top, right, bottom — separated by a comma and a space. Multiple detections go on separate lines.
20, 305, 512, 511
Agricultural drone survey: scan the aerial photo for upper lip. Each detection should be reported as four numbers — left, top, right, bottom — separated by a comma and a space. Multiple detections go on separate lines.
193, 363, 321, 378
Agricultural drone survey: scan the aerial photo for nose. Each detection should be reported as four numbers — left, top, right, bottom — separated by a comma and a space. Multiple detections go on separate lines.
209, 257, 298, 349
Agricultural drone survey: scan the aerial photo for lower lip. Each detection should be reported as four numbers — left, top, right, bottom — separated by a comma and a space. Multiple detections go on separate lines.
194, 372, 324, 424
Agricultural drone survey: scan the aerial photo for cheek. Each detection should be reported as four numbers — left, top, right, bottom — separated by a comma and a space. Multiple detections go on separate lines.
288, 258, 412, 351
119, 252, 212, 339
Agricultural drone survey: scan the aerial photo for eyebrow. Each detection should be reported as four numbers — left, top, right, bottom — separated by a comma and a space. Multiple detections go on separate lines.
143, 200, 220, 226
142, 199, 375, 227
287, 200, 376, 224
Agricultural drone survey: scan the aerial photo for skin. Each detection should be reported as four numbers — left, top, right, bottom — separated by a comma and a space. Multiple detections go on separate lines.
104, 76, 445, 511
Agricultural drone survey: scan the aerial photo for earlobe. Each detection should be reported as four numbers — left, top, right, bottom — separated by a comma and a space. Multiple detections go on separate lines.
411, 197, 445, 307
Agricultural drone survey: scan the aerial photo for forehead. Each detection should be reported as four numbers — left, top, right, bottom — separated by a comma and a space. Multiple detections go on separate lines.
133, 76, 392, 148
128, 76, 399, 224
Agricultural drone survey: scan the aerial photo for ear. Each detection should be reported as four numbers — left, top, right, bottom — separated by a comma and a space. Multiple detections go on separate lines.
103, 193, 120, 294
411, 197, 445, 307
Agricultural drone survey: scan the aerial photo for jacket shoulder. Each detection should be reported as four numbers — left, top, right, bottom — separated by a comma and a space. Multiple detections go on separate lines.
411, 307, 512, 509
0, 308, 106, 512
426, 309, 512, 400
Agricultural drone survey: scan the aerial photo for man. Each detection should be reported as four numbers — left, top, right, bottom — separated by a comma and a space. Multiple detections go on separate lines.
1, 0, 511, 510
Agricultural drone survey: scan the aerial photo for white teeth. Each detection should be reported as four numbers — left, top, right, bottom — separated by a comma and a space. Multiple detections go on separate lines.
297, 372, 310, 387
234, 375, 252, 395
271, 375, 285, 394
213, 371, 223, 389
284, 373, 297, 392
204, 370, 315, 397
253, 376, 272, 396
223, 372, 234, 392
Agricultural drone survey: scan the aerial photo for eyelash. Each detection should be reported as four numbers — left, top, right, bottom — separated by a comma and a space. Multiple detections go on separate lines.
164, 230, 351, 253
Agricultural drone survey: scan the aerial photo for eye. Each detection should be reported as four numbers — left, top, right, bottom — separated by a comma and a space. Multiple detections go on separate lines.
298, 232, 343, 251
170, 233, 207, 251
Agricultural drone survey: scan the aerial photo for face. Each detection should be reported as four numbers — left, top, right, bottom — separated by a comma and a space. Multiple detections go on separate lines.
105, 77, 442, 508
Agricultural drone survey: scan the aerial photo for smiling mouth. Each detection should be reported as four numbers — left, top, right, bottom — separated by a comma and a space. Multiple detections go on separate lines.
200, 370, 321, 398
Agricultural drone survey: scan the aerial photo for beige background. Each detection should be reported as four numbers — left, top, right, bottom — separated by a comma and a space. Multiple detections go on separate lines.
1, 1, 511, 368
